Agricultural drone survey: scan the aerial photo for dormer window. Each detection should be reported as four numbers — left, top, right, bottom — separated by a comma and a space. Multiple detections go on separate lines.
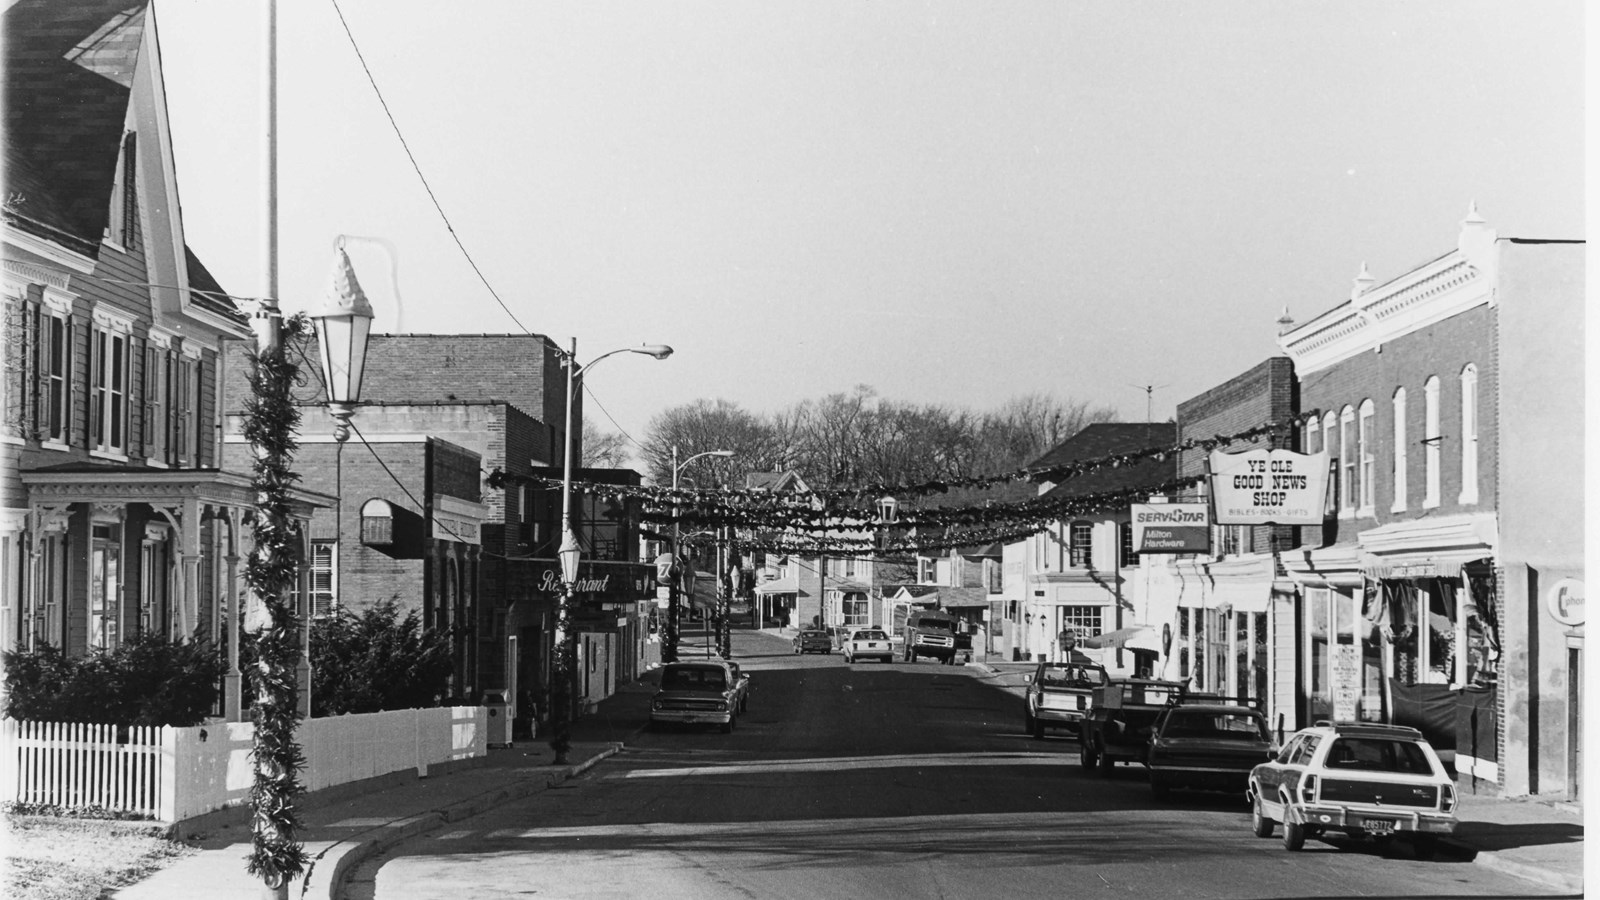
107, 131, 136, 247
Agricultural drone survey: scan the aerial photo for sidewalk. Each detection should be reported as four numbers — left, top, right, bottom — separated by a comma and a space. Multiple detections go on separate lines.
111, 672, 663, 900
114, 652, 1583, 899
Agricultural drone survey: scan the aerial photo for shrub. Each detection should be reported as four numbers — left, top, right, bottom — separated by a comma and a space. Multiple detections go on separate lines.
3, 632, 224, 726
307, 598, 454, 716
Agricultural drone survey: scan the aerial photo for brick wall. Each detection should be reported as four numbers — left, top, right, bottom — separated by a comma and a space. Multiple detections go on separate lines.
1176, 356, 1299, 552
1293, 303, 1496, 547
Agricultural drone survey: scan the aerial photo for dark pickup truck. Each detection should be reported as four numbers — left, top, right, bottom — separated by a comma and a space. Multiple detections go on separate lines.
1078, 678, 1186, 774
902, 610, 961, 664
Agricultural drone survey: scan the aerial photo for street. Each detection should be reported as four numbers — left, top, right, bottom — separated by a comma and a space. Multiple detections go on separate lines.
346, 627, 1561, 900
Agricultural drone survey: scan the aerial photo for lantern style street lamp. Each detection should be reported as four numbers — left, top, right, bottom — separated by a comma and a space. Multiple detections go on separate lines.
549, 340, 672, 765
306, 241, 376, 442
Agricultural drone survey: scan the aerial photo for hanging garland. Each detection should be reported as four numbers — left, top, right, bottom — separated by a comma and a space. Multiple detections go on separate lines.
241, 317, 310, 888
488, 419, 1283, 519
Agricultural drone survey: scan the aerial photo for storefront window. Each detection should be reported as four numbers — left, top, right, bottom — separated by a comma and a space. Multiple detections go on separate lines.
1307, 589, 1329, 720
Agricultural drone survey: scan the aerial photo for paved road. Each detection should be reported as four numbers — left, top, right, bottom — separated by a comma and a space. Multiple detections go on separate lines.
348, 627, 1562, 900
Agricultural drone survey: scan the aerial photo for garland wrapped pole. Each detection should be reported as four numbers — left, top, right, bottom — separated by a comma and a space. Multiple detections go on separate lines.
242, 321, 308, 893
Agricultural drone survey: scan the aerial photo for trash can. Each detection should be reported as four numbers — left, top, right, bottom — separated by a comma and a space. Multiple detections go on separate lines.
484, 692, 510, 747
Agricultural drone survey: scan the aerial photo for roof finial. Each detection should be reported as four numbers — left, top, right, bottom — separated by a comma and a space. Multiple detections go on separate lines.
1276, 305, 1296, 335
1351, 262, 1376, 301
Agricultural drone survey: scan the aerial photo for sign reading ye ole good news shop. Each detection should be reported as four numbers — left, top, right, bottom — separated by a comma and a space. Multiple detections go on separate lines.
1207, 448, 1330, 525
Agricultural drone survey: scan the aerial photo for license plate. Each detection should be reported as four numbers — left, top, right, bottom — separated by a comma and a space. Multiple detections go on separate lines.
1364, 818, 1396, 835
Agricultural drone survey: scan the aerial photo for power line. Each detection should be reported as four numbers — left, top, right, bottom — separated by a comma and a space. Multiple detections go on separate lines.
327, 0, 528, 334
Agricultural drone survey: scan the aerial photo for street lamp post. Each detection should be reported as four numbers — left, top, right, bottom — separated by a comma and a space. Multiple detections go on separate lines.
548, 340, 672, 765
666, 447, 734, 663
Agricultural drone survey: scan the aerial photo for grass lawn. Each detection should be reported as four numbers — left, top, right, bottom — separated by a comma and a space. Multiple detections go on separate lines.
1, 813, 196, 900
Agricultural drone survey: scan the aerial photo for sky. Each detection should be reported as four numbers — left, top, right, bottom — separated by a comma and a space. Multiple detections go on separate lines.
150, 0, 1586, 462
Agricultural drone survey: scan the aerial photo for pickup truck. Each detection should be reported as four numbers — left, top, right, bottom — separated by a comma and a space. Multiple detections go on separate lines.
1078, 677, 1186, 774
902, 610, 960, 664
1024, 660, 1110, 739
649, 660, 746, 733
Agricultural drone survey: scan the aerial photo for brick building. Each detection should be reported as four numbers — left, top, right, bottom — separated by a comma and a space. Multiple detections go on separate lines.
1278, 206, 1584, 799
222, 334, 657, 725
1143, 357, 1299, 723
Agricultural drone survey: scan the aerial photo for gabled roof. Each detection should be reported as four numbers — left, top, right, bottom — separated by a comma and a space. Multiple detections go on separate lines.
3, 0, 147, 253
1028, 422, 1178, 503
745, 470, 810, 494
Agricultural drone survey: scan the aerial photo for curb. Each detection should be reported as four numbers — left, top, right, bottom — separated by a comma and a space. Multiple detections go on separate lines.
308, 744, 624, 900
1468, 850, 1584, 894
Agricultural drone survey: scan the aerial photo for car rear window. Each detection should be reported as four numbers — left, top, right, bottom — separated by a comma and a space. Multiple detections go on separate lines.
855, 631, 887, 640
1162, 712, 1267, 740
662, 668, 727, 691
1324, 738, 1436, 775
802, 631, 828, 638
1040, 665, 1106, 688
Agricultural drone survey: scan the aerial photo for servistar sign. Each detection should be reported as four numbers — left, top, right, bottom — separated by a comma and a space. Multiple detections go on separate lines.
1130, 504, 1210, 553
1208, 448, 1330, 525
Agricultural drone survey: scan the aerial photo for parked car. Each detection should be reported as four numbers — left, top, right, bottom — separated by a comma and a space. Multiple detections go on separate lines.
1247, 722, 1458, 855
727, 660, 751, 713
793, 629, 833, 654
843, 629, 893, 664
649, 661, 744, 733
1146, 700, 1274, 798
1023, 660, 1109, 739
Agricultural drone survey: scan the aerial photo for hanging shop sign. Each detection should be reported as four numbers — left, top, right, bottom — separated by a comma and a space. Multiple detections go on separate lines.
1208, 449, 1330, 525
1129, 503, 1210, 553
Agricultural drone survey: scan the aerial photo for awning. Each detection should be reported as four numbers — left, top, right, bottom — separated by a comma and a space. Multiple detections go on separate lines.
1082, 625, 1162, 653
754, 574, 799, 595
1357, 514, 1497, 580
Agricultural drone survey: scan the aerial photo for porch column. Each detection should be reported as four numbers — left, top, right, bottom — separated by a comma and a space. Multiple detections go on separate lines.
177, 497, 202, 636
224, 541, 243, 721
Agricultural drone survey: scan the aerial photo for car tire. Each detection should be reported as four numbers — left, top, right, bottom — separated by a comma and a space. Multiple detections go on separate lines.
1251, 794, 1274, 838
721, 716, 735, 734
1282, 813, 1306, 851
1079, 739, 1097, 770
1098, 739, 1115, 777
1030, 715, 1044, 740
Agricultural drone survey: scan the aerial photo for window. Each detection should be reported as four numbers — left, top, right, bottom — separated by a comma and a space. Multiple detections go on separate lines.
1358, 400, 1375, 512
1338, 406, 1355, 513
143, 342, 169, 462
175, 355, 198, 465
1459, 364, 1479, 504
842, 593, 868, 627
1059, 605, 1103, 639
918, 556, 935, 584
309, 540, 337, 617
1119, 522, 1138, 568
1423, 376, 1441, 508
90, 522, 122, 649
843, 556, 857, 578
1391, 388, 1407, 512
1215, 524, 1242, 557
91, 321, 131, 456
1069, 521, 1093, 568
1305, 415, 1320, 455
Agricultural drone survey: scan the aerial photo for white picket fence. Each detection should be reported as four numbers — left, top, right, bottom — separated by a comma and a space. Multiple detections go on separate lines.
1, 706, 487, 822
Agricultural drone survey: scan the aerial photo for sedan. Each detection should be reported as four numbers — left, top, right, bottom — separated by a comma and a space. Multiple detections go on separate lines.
1146, 702, 1273, 798
792, 629, 833, 654
843, 629, 893, 663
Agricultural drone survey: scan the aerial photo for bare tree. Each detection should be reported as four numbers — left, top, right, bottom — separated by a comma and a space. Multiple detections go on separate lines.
581, 420, 632, 468
640, 399, 774, 488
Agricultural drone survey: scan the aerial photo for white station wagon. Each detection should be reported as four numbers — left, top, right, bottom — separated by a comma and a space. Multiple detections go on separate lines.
1247, 721, 1458, 857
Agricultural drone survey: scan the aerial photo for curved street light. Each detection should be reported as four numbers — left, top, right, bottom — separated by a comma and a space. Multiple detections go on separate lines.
550, 340, 672, 764
666, 448, 735, 662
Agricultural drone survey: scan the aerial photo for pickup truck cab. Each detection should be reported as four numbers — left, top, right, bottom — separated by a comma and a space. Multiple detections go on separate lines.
1024, 661, 1109, 739
650, 661, 744, 733
1248, 722, 1457, 855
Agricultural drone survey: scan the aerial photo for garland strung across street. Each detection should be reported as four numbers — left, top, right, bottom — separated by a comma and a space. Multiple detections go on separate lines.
484, 421, 1284, 556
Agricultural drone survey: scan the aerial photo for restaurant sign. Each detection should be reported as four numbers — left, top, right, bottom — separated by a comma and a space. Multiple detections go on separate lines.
1208, 449, 1330, 525
533, 563, 651, 602
1129, 504, 1210, 553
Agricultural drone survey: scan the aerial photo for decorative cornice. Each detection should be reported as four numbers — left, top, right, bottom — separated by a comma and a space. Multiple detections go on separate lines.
3, 256, 78, 291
